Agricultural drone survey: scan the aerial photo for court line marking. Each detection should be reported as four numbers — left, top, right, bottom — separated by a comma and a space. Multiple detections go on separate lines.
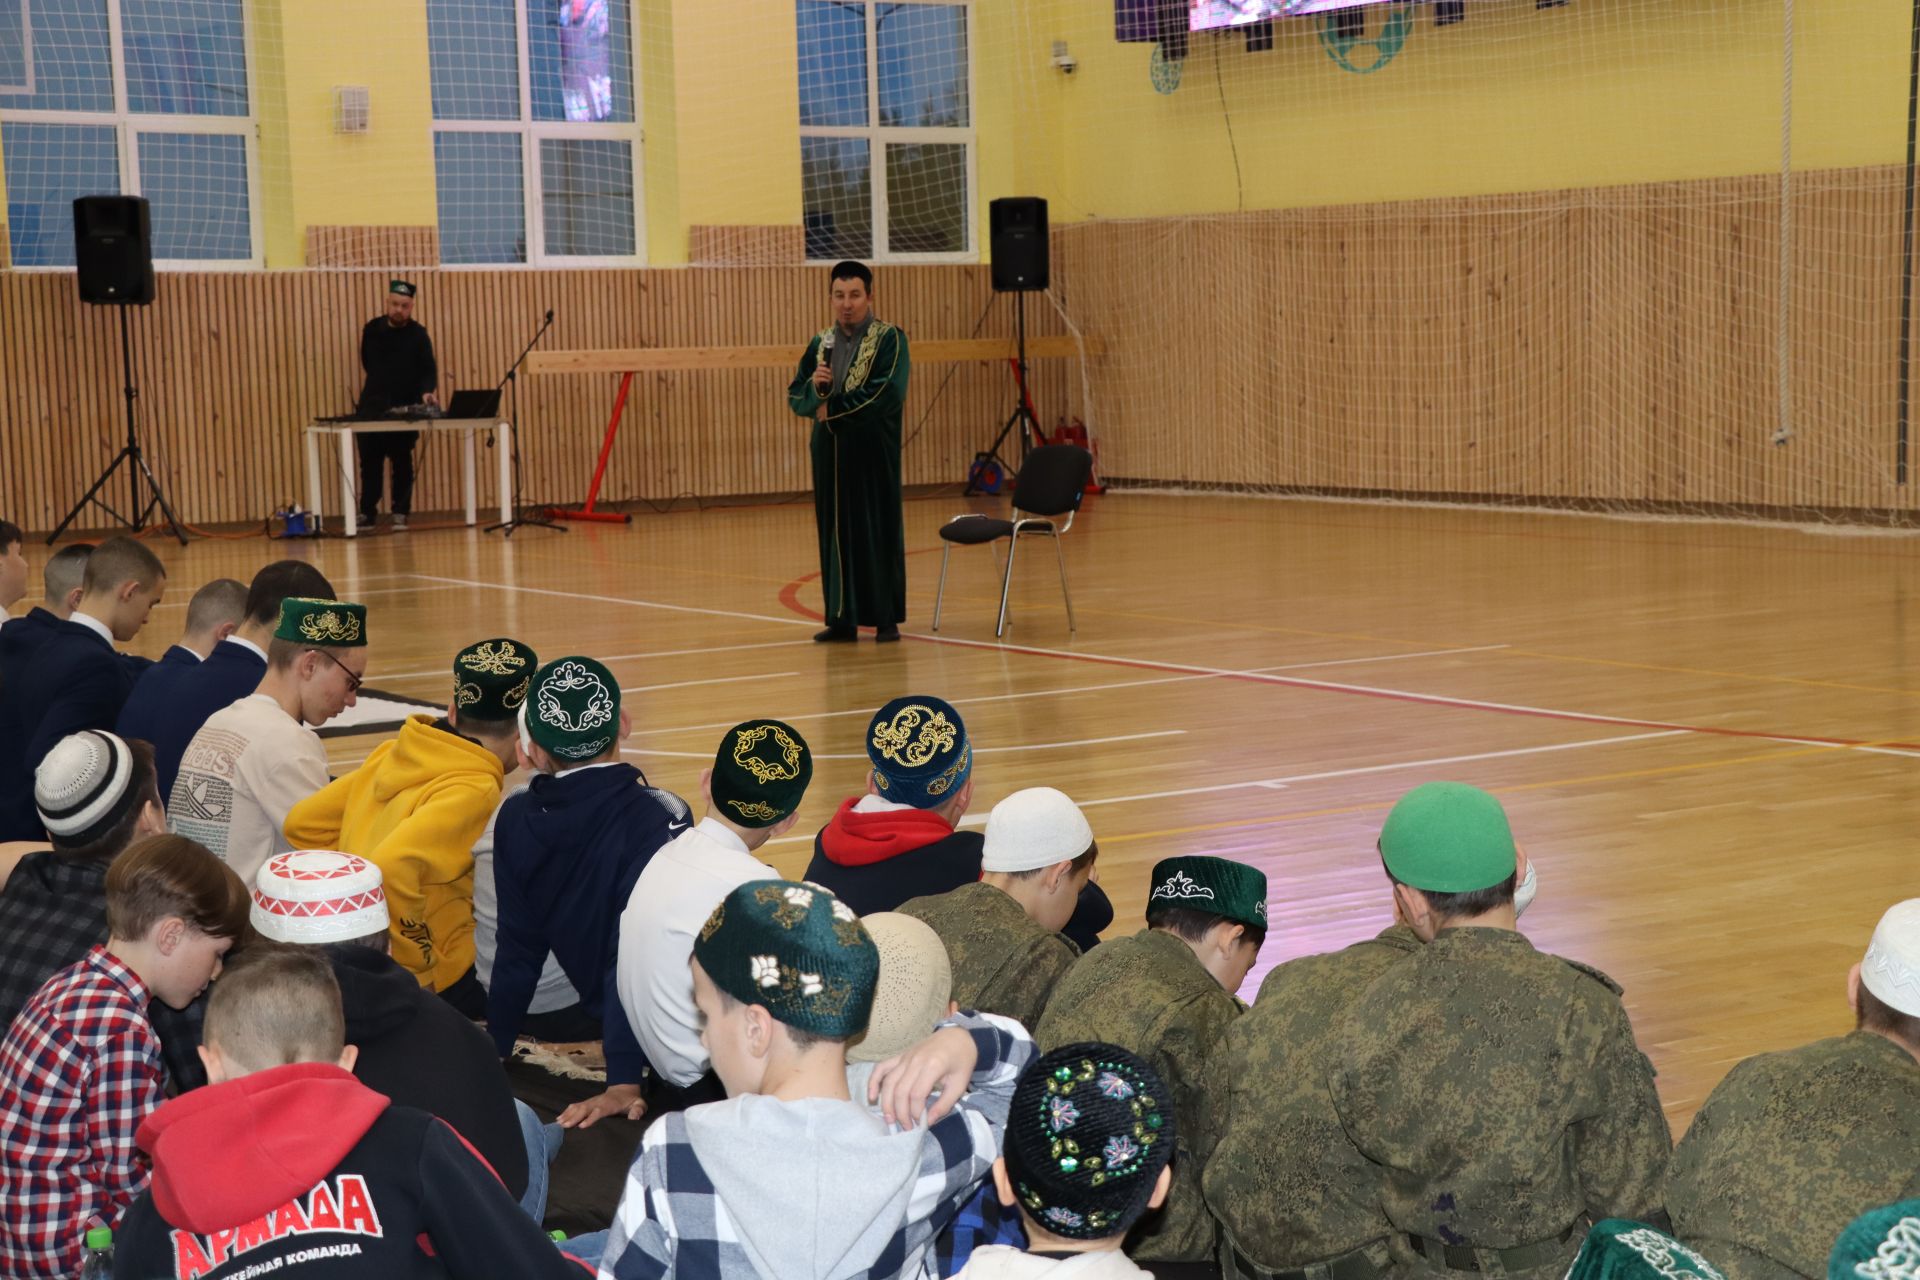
623, 729, 1185, 763
372, 639, 812, 682
407, 573, 812, 628
947, 729, 1691, 822
620, 671, 799, 695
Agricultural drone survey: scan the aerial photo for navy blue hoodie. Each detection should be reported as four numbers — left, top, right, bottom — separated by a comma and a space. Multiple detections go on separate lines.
486, 763, 688, 1083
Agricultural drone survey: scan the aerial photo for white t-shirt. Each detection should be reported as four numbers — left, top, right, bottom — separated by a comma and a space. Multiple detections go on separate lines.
168, 694, 328, 886
616, 817, 776, 1087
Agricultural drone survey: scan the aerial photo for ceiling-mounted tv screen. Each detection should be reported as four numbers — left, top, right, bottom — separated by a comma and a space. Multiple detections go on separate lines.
1190, 0, 1394, 29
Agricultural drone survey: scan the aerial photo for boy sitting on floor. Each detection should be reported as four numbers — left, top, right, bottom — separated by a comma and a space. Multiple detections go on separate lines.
112, 944, 592, 1279
956, 1042, 1177, 1279
599, 879, 1035, 1280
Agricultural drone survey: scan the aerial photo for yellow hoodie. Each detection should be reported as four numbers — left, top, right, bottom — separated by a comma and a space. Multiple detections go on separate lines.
283, 715, 504, 992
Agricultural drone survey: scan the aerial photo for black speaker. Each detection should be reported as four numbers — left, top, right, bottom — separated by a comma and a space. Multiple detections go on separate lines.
990, 197, 1049, 293
73, 195, 155, 306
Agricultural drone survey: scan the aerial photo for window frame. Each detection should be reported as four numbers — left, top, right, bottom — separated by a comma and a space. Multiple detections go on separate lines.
0, 0, 263, 270
798, 0, 977, 266
430, 0, 647, 270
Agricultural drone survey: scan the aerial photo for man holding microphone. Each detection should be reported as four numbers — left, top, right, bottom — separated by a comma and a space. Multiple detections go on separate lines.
786, 260, 912, 644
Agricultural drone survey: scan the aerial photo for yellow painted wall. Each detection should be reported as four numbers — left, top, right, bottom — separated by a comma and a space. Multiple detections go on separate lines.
1018, 0, 1911, 222
254, 0, 438, 266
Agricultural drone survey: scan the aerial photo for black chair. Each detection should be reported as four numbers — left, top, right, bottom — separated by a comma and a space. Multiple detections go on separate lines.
932, 445, 1093, 637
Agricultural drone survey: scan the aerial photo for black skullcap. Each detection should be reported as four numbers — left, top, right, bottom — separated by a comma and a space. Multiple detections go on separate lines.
1004, 1042, 1174, 1241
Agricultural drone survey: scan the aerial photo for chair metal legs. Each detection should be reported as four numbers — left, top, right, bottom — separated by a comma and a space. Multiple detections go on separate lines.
995, 529, 1021, 637
1052, 533, 1075, 632
932, 542, 953, 631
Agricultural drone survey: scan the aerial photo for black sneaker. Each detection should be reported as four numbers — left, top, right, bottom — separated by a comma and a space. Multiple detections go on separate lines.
814, 625, 857, 643
875, 625, 901, 643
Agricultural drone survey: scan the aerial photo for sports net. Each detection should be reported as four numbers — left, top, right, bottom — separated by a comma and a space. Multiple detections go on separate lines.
3, 0, 1912, 522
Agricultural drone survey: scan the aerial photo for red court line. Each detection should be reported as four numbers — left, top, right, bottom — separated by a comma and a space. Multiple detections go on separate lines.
773, 567, 1920, 755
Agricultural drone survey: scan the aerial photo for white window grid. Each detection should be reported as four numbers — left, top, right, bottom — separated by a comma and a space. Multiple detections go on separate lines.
0, 0, 262, 270
431, 0, 646, 269
799, 0, 976, 266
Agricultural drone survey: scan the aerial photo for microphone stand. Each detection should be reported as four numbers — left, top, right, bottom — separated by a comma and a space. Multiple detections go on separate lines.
485, 309, 566, 538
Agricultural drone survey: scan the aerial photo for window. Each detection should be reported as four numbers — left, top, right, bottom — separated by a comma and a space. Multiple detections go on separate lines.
0, 0, 258, 267
429, 0, 643, 266
798, 0, 972, 263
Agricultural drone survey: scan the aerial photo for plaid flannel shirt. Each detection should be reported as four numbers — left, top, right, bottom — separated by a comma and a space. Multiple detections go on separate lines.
935, 1183, 1028, 1277
0, 946, 165, 1280
0, 852, 111, 1031
600, 1012, 1033, 1280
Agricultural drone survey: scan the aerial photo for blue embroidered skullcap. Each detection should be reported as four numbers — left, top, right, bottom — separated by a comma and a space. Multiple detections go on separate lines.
866, 695, 971, 809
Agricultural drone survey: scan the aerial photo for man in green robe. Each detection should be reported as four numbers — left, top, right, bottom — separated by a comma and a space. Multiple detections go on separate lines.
787, 260, 911, 643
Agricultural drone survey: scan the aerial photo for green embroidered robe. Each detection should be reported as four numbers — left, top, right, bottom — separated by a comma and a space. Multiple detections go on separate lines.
787, 320, 912, 628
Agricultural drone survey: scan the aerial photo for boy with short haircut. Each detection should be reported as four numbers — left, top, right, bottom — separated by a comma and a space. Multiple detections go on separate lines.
1035, 856, 1269, 1265
489, 657, 690, 1126
286, 638, 537, 1013
116, 576, 246, 733
956, 1042, 1177, 1279
124, 559, 335, 802
0, 535, 167, 839
112, 945, 591, 1280
0, 518, 25, 612
615, 720, 810, 1104
0, 834, 247, 1280
600, 878, 1036, 1280
0, 731, 169, 1028
170, 597, 366, 884
900, 787, 1099, 1029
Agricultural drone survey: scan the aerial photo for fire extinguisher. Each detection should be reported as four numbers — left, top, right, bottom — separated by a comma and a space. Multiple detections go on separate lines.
1052, 417, 1104, 494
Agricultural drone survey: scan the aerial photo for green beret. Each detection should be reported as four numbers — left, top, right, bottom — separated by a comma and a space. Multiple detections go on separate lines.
1147, 856, 1268, 931
1567, 1221, 1726, 1280
524, 657, 620, 762
1380, 781, 1516, 893
1830, 1200, 1920, 1280
453, 639, 537, 722
389, 279, 416, 297
711, 719, 812, 829
274, 598, 367, 648
693, 879, 878, 1040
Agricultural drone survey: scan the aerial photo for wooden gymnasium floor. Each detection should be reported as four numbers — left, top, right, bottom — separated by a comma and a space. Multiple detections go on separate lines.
43, 490, 1920, 1133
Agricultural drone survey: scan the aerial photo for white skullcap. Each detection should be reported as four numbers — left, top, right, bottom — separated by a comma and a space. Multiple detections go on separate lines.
981, 786, 1095, 874
35, 730, 136, 847
251, 850, 391, 945
1862, 898, 1920, 1019
849, 912, 953, 1064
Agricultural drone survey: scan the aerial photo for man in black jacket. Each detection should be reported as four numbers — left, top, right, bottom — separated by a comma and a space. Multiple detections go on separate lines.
0, 536, 165, 840
356, 280, 439, 532
245, 849, 534, 1212
114, 947, 587, 1280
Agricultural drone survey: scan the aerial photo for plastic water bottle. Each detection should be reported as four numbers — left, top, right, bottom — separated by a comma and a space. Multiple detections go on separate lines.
78, 1227, 112, 1280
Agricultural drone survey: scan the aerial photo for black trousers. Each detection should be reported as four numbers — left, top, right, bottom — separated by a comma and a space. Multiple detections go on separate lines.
357, 431, 418, 520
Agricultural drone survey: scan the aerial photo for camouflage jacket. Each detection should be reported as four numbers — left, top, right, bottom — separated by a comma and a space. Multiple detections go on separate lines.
1204, 925, 1422, 1269
1329, 926, 1671, 1280
1035, 928, 1244, 1263
899, 881, 1079, 1030
1667, 1031, 1920, 1280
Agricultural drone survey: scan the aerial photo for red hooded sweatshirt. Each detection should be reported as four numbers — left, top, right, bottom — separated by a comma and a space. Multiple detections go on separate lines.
113, 1062, 588, 1280
802, 796, 988, 917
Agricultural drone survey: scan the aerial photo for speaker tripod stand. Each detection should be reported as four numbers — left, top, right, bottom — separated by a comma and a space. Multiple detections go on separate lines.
965, 291, 1045, 496
48, 306, 186, 545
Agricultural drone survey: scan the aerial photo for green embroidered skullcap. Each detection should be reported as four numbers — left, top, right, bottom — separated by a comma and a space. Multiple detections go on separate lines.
867, 695, 971, 809
523, 656, 620, 762
389, 279, 416, 297
453, 638, 537, 722
1147, 856, 1269, 931
1379, 781, 1516, 893
711, 719, 812, 829
274, 598, 367, 647
1566, 1221, 1726, 1280
692, 879, 878, 1039
1830, 1200, 1920, 1280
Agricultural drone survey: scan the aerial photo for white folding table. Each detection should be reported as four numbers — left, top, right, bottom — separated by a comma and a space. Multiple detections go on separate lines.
304, 418, 513, 538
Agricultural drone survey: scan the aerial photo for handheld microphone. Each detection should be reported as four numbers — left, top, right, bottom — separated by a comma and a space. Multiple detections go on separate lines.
819, 331, 834, 389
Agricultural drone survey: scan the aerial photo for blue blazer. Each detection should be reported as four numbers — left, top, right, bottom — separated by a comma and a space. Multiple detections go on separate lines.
129, 637, 268, 805
115, 643, 201, 760
0, 619, 139, 839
